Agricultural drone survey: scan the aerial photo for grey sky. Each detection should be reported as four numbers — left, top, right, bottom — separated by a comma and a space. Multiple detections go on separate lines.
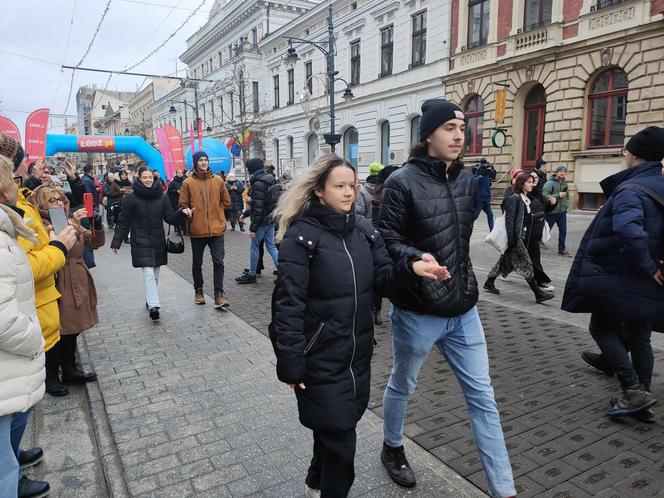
1, 0, 211, 135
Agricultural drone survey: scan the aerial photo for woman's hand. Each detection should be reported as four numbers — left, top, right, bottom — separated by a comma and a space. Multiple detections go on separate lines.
288, 383, 306, 390
71, 208, 88, 225
182, 207, 195, 218
413, 253, 452, 281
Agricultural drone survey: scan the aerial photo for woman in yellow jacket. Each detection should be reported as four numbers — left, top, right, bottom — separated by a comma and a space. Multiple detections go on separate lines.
0, 134, 76, 396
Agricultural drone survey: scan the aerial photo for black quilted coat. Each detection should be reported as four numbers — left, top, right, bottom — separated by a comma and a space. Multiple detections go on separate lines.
378, 155, 480, 317
111, 180, 182, 268
248, 170, 275, 232
273, 202, 416, 432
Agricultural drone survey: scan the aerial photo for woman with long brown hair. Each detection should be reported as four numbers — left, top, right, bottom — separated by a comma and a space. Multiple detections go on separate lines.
271, 153, 449, 498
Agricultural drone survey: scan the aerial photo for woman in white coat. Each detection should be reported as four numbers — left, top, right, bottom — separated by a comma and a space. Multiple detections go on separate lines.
0, 156, 48, 498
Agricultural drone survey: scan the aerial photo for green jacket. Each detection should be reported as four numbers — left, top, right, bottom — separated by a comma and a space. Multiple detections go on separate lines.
542, 177, 569, 214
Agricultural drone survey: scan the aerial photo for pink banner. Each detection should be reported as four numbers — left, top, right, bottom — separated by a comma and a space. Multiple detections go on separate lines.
163, 124, 185, 175
25, 108, 49, 161
0, 116, 21, 143
154, 128, 175, 180
197, 118, 203, 151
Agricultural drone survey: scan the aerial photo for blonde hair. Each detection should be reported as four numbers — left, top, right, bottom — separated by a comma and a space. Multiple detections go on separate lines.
273, 153, 355, 242
31, 185, 67, 211
0, 156, 15, 198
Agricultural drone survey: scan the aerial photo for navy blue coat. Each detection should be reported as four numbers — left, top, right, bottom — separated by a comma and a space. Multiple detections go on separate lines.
562, 161, 664, 322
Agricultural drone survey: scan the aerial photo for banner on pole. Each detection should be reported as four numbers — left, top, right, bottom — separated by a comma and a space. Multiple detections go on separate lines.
163, 124, 185, 175
25, 108, 49, 161
189, 123, 196, 162
197, 119, 203, 150
0, 116, 21, 143
154, 128, 175, 179
495, 89, 507, 124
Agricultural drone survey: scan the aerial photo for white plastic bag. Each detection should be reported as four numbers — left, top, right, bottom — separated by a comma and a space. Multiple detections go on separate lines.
484, 217, 508, 253
541, 220, 551, 243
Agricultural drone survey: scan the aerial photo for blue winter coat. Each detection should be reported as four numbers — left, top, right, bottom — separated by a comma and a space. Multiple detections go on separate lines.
562, 161, 664, 322
474, 173, 492, 202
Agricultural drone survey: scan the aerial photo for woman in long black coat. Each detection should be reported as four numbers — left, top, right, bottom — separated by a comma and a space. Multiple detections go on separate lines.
111, 166, 187, 320
167, 169, 186, 235
483, 172, 554, 303
270, 154, 448, 498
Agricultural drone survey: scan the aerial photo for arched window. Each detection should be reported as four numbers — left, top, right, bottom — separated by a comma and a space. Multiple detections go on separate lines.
587, 68, 628, 148
410, 115, 421, 145
464, 95, 484, 155
343, 127, 359, 167
380, 121, 391, 165
307, 134, 319, 165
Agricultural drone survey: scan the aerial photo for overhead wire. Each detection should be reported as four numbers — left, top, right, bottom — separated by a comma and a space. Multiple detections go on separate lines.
63, 0, 114, 114
0, 49, 61, 66
52, 0, 78, 108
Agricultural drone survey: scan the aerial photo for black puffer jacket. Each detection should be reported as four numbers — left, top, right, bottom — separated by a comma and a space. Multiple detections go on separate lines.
226, 179, 245, 211
274, 202, 416, 432
248, 170, 275, 231
111, 180, 182, 268
167, 175, 185, 211
378, 155, 479, 317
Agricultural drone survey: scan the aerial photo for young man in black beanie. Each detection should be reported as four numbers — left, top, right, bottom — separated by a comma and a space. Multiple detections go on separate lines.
377, 100, 515, 497
564, 125, 664, 422
179, 150, 232, 307
235, 158, 279, 284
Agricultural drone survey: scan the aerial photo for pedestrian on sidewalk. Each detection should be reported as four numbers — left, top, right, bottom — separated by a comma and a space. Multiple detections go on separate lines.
527, 169, 554, 291
369, 165, 399, 326
225, 172, 245, 231
473, 159, 496, 231
167, 169, 187, 235
0, 156, 50, 498
271, 154, 449, 498
111, 166, 187, 321
108, 171, 132, 234
235, 158, 278, 284
377, 100, 516, 498
543, 165, 571, 256
355, 162, 382, 220
178, 151, 232, 308
0, 134, 77, 399
563, 125, 664, 421
483, 172, 555, 303
31, 185, 104, 386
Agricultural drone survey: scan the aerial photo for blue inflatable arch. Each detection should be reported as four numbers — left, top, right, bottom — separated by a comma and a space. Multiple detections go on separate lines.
45, 134, 166, 178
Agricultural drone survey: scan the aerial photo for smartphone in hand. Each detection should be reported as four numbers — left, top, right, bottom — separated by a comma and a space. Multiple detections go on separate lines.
83, 193, 94, 218
48, 208, 69, 235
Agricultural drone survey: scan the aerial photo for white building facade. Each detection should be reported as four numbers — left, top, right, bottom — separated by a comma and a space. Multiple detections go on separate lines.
261, 0, 451, 178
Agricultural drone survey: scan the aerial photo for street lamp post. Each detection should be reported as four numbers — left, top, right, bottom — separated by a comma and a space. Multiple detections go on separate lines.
284, 0, 353, 153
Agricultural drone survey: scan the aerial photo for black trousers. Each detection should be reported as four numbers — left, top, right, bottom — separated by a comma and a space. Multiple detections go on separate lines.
60, 334, 79, 366
589, 313, 653, 390
305, 428, 356, 498
191, 236, 225, 294
45, 342, 62, 377
527, 221, 551, 285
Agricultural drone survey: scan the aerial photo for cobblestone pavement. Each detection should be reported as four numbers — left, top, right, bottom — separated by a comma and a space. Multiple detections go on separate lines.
81, 244, 481, 497
167, 214, 664, 497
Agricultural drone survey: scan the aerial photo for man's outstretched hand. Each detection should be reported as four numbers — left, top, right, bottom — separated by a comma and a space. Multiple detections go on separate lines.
413, 253, 452, 281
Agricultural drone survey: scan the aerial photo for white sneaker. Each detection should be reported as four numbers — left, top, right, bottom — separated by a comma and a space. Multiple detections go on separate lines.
539, 284, 555, 292
305, 484, 321, 498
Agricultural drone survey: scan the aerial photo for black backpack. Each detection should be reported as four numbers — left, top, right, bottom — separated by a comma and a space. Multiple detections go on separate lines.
268, 218, 379, 353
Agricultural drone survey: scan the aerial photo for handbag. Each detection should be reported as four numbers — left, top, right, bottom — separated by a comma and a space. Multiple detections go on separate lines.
484, 216, 508, 253
541, 220, 551, 243
166, 224, 185, 254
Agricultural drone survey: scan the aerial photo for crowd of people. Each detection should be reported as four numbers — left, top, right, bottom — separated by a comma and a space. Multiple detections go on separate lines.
0, 103, 662, 498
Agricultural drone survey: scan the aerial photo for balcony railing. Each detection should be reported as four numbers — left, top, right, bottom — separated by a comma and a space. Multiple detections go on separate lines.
514, 25, 550, 51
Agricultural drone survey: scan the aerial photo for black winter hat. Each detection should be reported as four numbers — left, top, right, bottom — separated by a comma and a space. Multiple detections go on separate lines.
192, 150, 209, 169
245, 158, 264, 174
625, 126, 664, 162
419, 99, 465, 141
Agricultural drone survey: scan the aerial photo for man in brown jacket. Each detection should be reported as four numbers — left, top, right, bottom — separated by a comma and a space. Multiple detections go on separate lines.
179, 151, 232, 308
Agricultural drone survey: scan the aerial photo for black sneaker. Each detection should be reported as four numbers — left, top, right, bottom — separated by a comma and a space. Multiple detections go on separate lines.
381, 443, 416, 488
608, 384, 656, 417
149, 307, 160, 320
18, 447, 44, 469
17, 475, 50, 498
581, 351, 613, 376
236, 274, 257, 284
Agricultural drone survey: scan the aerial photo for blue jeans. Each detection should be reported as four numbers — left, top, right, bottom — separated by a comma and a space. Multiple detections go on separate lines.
11, 409, 31, 481
545, 212, 567, 252
383, 306, 515, 498
480, 199, 494, 231
249, 225, 278, 276
0, 414, 19, 497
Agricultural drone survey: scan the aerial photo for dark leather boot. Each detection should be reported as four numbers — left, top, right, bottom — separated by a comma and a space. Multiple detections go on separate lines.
62, 363, 97, 384
17, 475, 50, 498
483, 276, 500, 294
45, 347, 68, 396
528, 278, 554, 303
